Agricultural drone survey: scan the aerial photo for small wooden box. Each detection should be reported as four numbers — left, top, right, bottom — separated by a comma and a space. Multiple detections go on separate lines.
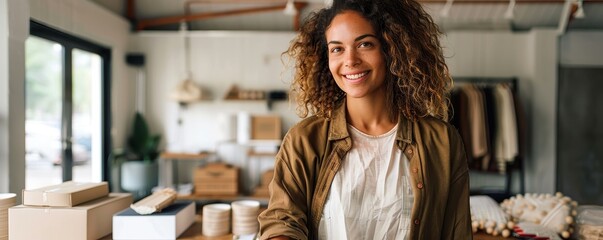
193, 163, 239, 196
251, 115, 281, 140
253, 169, 274, 198
261, 169, 274, 186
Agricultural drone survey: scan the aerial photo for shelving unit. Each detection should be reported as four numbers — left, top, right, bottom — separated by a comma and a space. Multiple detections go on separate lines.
161, 151, 272, 205
160, 151, 215, 191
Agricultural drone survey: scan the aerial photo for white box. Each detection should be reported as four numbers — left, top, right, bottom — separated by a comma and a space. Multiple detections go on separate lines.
113, 201, 196, 240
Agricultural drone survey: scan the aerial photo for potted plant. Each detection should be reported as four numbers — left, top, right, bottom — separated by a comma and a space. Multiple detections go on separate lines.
113, 112, 162, 198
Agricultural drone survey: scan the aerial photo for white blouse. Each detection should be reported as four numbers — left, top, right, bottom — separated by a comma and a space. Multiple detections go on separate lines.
318, 124, 414, 240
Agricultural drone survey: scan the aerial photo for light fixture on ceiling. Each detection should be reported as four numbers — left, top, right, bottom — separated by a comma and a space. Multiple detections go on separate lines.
324, 0, 333, 7
440, 0, 454, 18
504, 0, 516, 19
574, 0, 585, 18
284, 0, 298, 16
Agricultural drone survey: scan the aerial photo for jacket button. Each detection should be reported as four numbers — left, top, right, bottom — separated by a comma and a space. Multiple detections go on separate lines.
417, 183, 423, 189
414, 219, 420, 225
407, 148, 413, 154
412, 168, 418, 173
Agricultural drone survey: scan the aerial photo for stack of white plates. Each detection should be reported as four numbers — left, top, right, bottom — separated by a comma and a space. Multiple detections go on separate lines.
231, 200, 260, 235
202, 203, 231, 237
0, 193, 16, 240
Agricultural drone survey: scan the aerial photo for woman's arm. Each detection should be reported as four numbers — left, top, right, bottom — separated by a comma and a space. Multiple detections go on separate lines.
258, 132, 312, 240
442, 125, 473, 239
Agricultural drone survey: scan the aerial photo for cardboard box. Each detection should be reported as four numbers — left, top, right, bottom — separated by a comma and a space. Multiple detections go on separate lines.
23, 181, 109, 207
113, 201, 196, 240
9, 193, 132, 240
193, 163, 239, 196
251, 115, 281, 140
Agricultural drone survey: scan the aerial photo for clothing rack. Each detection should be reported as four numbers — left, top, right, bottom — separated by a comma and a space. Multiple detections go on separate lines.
451, 77, 525, 201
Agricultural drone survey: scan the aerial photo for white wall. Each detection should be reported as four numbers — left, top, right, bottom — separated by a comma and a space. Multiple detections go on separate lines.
0, 0, 28, 195
0, 0, 133, 196
560, 31, 603, 67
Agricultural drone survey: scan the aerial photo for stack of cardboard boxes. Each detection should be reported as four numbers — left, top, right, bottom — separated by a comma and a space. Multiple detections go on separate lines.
9, 181, 132, 240
0, 193, 16, 240
193, 163, 239, 196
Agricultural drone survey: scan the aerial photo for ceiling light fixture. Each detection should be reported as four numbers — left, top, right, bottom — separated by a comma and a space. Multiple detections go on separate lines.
574, 0, 585, 18
324, 0, 333, 7
284, 0, 298, 16
504, 0, 516, 19
440, 0, 454, 18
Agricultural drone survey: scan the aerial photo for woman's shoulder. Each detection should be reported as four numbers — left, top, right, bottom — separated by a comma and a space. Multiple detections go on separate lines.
415, 115, 451, 127
414, 116, 459, 136
285, 115, 330, 139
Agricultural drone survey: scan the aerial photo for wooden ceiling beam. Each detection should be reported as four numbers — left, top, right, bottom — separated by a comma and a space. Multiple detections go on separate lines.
137, 5, 282, 30
136, 2, 308, 31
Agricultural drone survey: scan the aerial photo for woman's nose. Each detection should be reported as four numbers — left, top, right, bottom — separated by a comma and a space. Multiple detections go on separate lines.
344, 50, 361, 67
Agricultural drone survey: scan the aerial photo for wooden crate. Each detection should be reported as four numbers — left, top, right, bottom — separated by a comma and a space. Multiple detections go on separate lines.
251, 116, 281, 140
261, 169, 274, 186
253, 169, 274, 198
193, 163, 239, 196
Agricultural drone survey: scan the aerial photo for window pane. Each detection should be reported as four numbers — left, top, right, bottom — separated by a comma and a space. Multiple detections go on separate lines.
25, 36, 63, 189
72, 48, 102, 183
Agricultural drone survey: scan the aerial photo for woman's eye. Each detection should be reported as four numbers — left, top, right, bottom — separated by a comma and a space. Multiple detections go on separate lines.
330, 47, 342, 53
359, 42, 373, 48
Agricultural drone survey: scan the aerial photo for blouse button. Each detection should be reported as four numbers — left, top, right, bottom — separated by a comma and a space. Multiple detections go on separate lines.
417, 183, 424, 189
414, 219, 420, 225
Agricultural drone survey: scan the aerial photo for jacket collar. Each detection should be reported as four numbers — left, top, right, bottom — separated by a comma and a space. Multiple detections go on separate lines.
327, 98, 413, 145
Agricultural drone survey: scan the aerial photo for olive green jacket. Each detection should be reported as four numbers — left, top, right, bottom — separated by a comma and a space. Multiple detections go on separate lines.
258, 100, 472, 240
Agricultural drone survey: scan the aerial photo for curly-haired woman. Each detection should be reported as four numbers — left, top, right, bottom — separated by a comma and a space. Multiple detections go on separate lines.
258, 0, 471, 239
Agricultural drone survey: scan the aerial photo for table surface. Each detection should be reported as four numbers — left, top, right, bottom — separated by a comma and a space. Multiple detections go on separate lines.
103, 214, 511, 240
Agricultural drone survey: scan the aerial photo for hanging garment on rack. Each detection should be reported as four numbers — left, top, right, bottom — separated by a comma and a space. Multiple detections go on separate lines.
460, 85, 489, 169
452, 82, 520, 174
493, 84, 518, 174
451, 87, 476, 167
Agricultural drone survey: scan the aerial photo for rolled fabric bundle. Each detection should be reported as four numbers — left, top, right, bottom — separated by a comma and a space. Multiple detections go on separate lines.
470, 195, 513, 238
500, 192, 578, 239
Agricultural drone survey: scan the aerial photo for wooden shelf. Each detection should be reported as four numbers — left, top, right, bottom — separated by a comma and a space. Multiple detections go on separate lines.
247, 150, 277, 157
160, 152, 214, 161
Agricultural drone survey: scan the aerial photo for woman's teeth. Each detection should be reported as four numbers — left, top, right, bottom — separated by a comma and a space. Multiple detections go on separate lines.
345, 72, 367, 79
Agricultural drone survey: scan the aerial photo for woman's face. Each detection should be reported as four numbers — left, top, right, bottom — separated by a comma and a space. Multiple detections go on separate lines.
326, 10, 387, 100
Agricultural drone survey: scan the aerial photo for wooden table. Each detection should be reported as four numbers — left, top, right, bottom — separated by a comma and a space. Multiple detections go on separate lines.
177, 225, 510, 240
103, 211, 512, 240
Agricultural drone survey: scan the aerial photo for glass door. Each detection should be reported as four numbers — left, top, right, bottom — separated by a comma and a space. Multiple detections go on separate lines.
25, 36, 64, 188
25, 21, 111, 189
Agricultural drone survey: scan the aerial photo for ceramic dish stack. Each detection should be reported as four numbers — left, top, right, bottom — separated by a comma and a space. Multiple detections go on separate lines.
231, 200, 260, 235
202, 203, 231, 237
0, 193, 16, 240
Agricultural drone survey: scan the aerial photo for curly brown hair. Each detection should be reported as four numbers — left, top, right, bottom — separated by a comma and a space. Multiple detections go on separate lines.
286, 0, 452, 121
